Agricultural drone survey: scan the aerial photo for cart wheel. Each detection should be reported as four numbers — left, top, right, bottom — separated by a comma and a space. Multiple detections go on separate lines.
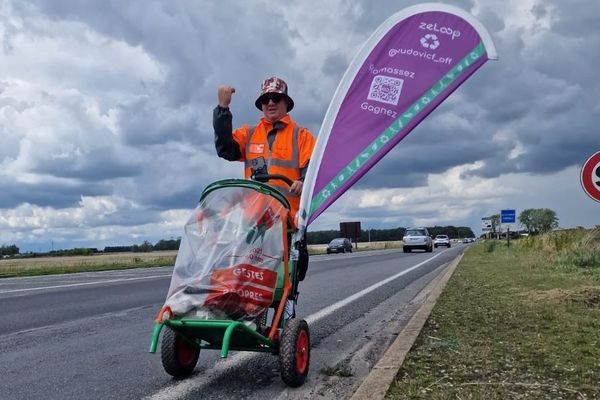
160, 328, 200, 379
279, 319, 310, 387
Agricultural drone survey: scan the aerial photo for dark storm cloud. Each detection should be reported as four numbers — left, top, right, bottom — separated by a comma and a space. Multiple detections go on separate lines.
4, 0, 600, 250
351, 0, 477, 37
117, 99, 202, 146
356, 167, 426, 189
0, 179, 108, 208
147, 185, 205, 210
429, 5, 600, 180
354, 129, 508, 189
23, 0, 297, 146
30, 148, 142, 181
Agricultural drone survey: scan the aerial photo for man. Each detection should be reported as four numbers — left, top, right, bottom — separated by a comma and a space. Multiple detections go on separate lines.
213, 76, 315, 285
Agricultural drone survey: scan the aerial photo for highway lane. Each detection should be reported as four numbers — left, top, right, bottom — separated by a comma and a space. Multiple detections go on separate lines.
0, 245, 467, 399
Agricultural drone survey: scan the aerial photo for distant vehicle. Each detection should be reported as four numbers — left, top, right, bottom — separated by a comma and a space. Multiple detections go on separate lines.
326, 238, 353, 254
461, 238, 470, 244
433, 235, 451, 248
403, 227, 433, 253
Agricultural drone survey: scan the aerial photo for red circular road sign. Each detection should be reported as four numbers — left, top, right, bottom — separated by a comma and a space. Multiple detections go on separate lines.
581, 150, 600, 203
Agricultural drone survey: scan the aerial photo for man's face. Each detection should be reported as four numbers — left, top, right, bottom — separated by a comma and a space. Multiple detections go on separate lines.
261, 93, 288, 122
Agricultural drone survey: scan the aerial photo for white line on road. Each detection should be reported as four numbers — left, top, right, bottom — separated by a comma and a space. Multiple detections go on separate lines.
0, 274, 172, 294
145, 251, 444, 400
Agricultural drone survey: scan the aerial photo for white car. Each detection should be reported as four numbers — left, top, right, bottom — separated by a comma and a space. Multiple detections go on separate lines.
433, 235, 451, 248
403, 227, 433, 253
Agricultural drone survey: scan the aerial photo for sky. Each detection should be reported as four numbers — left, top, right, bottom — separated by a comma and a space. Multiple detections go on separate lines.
1, 0, 599, 252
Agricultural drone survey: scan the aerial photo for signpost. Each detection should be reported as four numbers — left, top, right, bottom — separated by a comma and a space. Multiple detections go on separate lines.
340, 221, 361, 248
500, 209, 516, 246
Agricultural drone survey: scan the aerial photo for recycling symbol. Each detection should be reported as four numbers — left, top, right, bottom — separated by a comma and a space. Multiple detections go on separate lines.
420, 33, 440, 49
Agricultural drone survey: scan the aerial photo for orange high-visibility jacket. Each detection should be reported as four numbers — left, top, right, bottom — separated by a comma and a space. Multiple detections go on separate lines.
231, 115, 316, 219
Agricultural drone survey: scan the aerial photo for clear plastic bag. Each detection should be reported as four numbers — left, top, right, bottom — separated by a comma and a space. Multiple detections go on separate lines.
165, 185, 287, 320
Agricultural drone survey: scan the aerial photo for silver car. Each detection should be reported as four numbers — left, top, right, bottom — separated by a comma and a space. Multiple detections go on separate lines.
403, 227, 433, 253
433, 235, 451, 248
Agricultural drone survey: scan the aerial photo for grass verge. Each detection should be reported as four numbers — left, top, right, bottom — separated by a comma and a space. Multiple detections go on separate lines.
386, 228, 600, 399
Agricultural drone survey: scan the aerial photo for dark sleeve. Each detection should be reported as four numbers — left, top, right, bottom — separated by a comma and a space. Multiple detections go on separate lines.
213, 105, 241, 161
299, 164, 308, 181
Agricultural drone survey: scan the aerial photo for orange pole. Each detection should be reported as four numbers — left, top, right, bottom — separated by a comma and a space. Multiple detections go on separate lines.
268, 211, 291, 341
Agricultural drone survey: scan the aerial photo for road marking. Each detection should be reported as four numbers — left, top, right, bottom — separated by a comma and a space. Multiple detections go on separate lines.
305, 252, 443, 324
145, 251, 444, 400
0, 274, 172, 294
0, 249, 421, 294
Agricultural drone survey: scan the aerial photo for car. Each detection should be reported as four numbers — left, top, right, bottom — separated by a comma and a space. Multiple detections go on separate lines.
433, 235, 451, 248
326, 238, 353, 254
461, 238, 470, 244
402, 227, 433, 253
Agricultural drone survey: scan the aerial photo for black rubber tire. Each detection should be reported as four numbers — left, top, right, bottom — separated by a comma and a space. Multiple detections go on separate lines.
342, 248, 345, 253
161, 328, 200, 379
403, 247, 408, 253
279, 319, 310, 387
348, 248, 352, 253
428, 245, 433, 252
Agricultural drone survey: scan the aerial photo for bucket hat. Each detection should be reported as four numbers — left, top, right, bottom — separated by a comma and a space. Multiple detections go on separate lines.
254, 76, 294, 112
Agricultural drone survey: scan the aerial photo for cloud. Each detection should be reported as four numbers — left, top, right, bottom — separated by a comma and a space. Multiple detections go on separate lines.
1, 0, 599, 251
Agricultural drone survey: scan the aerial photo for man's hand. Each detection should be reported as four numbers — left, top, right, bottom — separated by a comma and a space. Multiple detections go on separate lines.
218, 86, 236, 108
290, 180, 303, 196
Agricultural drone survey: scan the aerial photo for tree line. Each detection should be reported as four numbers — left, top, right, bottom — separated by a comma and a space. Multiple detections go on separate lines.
1, 238, 182, 258
5, 209, 558, 257
0, 244, 20, 256
2, 225, 480, 258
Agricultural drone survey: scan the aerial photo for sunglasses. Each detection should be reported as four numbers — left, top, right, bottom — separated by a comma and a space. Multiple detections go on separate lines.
260, 93, 285, 105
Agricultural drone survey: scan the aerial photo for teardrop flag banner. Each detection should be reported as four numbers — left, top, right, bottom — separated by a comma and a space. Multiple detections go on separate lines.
297, 3, 498, 233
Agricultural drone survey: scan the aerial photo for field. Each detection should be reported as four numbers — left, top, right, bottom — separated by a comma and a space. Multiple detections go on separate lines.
386, 228, 600, 399
0, 251, 178, 278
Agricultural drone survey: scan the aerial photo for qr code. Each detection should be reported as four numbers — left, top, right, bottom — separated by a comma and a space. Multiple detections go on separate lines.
367, 75, 404, 105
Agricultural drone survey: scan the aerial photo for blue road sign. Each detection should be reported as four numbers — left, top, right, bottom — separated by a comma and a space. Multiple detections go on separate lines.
501, 209, 516, 223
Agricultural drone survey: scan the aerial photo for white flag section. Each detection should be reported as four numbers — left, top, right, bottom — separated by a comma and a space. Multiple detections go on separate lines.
296, 3, 498, 238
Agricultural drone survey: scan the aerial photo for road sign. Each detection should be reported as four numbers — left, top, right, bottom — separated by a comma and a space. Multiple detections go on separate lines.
581, 150, 600, 203
501, 209, 516, 224
481, 217, 492, 231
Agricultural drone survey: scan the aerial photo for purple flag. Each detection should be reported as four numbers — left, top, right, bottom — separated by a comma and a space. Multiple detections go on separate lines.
297, 4, 498, 231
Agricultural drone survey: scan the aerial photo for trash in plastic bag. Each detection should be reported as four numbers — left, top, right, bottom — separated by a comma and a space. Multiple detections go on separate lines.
164, 185, 287, 320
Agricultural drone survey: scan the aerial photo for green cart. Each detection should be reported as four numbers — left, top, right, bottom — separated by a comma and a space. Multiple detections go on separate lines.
149, 176, 310, 387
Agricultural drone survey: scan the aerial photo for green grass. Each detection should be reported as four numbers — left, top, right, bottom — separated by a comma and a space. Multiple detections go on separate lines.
386, 229, 600, 399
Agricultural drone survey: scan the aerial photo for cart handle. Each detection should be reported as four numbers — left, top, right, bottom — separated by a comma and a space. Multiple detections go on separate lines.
252, 174, 294, 187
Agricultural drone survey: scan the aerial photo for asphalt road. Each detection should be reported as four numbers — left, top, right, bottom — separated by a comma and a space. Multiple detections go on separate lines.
0, 245, 467, 400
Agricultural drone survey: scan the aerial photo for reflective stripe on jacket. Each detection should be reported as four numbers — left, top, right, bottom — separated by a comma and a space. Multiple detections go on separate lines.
230, 115, 315, 218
